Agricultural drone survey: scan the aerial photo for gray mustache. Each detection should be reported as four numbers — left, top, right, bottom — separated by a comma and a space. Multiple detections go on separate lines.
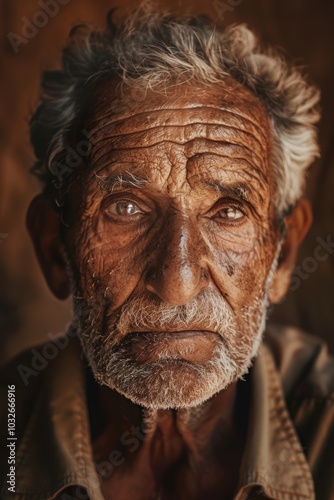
115, 289, 235, 336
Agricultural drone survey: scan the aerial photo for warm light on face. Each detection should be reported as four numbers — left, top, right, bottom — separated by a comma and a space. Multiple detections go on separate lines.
64, 79, 281, 409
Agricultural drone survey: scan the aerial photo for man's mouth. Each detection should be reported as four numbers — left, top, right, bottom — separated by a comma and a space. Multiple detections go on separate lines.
129, 330, 218, 338
122, 330, 220, 364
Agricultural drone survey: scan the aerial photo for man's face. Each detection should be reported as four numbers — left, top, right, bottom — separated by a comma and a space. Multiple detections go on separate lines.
64, 78, 280, 409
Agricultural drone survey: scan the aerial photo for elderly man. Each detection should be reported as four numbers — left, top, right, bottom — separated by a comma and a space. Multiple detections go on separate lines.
1, 4, 333, 500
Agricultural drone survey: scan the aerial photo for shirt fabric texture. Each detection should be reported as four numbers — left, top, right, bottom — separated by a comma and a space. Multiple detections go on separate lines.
0, 325, 333, 500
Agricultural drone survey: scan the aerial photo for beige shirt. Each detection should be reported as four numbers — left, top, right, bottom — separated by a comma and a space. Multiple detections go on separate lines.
0, 325, 333, 499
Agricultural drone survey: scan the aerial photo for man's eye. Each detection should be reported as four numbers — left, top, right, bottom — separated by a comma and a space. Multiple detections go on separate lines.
216, 207, 244, 220
106, 200, 144, 216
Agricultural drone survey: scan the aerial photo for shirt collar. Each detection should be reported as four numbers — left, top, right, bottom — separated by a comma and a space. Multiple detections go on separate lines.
12, 336, 314, 499
236, 343, 315, 499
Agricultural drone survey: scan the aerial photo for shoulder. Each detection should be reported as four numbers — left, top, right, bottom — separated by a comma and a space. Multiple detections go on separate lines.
0, 334, 79, 444
264, 325, 334, 498
0, 334, 74, 391
264, 323, 334, 399
0, 339, 55, 482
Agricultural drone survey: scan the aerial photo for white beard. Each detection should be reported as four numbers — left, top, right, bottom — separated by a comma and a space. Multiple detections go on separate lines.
71, 248, 280, 410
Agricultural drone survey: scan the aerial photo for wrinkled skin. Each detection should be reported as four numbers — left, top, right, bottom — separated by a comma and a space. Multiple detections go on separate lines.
27, 78, 312, 499
61, 81, 279, 499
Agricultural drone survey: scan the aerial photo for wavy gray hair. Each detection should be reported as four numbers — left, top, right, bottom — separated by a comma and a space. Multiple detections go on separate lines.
30, 2, 320, 215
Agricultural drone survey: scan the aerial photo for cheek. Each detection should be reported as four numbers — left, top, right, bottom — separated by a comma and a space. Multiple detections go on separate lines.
207, 224, 278, 307
68, 218, 151, 307
96, 215, 147, 248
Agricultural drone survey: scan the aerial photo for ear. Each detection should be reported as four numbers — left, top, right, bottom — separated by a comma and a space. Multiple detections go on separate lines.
268, 197, 313, 304
26, 194, 71, 300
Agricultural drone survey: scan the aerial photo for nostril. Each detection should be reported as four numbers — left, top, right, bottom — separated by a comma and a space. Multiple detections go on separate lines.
201, 268, 210, 281
145, 265, 157, 282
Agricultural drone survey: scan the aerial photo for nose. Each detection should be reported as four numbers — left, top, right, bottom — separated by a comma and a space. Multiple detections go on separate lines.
145, 212, 210, 305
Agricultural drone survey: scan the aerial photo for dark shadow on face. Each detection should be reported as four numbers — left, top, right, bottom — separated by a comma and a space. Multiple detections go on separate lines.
26, 78, 312, 409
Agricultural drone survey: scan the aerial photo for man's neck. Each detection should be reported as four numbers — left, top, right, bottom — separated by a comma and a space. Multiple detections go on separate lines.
86, 369, 250, 499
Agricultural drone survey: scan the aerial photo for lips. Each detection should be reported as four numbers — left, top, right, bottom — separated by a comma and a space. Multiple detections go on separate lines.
163, 330, 214, 339
123, 329, 220, 364
126, 329, 219, 340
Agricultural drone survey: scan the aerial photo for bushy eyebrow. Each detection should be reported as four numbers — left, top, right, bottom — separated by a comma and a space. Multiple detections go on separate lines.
94, 170, 150, 192
93, 169, 264, 207
206, 181, 249, 200
205, 180, 265, 206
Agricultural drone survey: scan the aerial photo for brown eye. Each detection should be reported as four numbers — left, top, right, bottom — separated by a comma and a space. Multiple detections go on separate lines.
217, 207, 244, 220
106, 200, 144, 216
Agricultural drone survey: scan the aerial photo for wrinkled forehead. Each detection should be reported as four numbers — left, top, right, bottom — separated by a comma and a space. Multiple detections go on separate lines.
82, 76, 273, 148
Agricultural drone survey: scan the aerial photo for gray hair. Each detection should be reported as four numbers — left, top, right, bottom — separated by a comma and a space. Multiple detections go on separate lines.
30, 2, 320, 215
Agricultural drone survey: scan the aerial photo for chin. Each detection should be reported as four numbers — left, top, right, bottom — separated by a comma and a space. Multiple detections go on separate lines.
73, 283, 269, 409
86, 344, 253, 410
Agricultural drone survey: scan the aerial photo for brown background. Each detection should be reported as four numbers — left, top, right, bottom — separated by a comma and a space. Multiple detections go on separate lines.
0, 0, 333, 364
